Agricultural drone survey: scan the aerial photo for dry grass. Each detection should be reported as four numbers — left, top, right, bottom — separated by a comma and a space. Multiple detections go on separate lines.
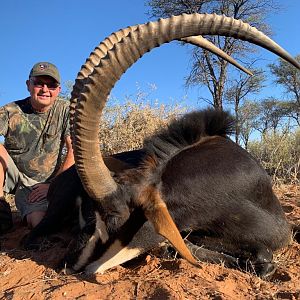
99, 97, 188, 155
248, 130, 300, 184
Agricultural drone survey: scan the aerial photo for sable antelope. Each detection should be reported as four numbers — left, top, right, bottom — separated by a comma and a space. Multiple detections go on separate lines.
23, 13, 300, 277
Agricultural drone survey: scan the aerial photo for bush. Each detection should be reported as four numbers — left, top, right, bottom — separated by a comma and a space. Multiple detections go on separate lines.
248, 130, 300, 184
99, 99, 187, 155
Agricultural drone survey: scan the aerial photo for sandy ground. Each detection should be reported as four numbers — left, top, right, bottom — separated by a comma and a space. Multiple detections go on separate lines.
0, 185, 299, 300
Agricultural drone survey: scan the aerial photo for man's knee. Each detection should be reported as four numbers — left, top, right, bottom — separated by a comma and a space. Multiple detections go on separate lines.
26, 211, 46, 229
0, 146, 19, 196
0, 145, 9, 192
0, 145, 9, 170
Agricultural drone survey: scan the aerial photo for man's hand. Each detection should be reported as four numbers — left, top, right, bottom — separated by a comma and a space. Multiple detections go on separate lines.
28, 183, 50, 203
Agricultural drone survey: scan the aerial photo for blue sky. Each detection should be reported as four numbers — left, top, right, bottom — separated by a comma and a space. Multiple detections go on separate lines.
0, 0, 299, 109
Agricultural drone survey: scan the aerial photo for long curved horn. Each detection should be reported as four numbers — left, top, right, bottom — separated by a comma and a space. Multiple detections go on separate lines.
181, 35, 253, 75
69, 26, 140, 196
72, 13, 300, 200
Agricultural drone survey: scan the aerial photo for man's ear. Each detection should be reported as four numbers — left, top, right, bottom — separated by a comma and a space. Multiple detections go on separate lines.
26, 79, 31, 92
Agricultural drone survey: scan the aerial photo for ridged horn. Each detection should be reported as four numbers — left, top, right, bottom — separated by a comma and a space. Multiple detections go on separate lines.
72, 13, 300, 200
181, 35, 253, 75
70, 26, 138, 139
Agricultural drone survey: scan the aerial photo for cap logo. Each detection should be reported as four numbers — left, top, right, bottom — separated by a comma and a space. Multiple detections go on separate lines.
38, 64, 47, 71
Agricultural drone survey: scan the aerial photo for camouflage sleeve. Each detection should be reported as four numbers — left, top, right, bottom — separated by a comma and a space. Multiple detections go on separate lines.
0, 106, 9, 137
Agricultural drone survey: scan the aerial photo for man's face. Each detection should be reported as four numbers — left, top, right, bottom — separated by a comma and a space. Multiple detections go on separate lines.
26, 75, 61, 112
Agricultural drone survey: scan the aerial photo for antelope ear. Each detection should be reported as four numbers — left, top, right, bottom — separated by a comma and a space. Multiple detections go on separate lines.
103, 156, 132, 173
147, 203, 198, 266
140, 186, 198, 266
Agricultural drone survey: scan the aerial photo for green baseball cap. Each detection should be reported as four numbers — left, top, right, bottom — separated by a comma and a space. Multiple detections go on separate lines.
29, 62, 61, 83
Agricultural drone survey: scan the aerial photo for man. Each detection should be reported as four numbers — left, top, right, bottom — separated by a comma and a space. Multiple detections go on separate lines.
0, 62, 74, 231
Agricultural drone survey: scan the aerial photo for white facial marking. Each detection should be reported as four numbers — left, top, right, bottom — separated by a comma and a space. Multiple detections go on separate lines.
85, 222, 165, 274
72, 212, 109, 271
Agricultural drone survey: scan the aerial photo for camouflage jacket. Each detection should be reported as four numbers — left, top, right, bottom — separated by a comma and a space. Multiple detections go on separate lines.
0, 97, 70, 182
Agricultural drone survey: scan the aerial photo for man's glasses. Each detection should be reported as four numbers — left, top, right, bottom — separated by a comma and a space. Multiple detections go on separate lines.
30, 79, 59, 90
